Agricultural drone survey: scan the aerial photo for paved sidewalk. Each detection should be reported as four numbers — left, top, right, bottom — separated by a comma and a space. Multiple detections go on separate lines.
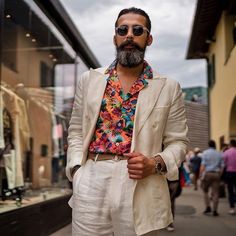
51, 186, 236, 236
159, 186, 236, 236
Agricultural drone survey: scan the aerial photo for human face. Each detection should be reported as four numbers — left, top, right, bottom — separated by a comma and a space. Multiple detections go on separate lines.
114, 13, 153, 67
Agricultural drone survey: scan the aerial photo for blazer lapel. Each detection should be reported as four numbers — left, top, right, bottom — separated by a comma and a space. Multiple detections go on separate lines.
131, 75, 166, 151
87, 68, 108, 119
83, 68, 108, 153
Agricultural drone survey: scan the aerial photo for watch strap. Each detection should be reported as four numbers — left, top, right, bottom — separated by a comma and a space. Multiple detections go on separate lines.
151, 157, 166, 175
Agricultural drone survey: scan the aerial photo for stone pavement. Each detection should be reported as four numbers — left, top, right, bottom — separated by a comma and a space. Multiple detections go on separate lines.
159, 185, 236, 236
51, 185, 236, 236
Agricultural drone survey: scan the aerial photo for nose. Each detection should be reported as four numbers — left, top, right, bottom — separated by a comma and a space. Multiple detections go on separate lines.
126, 27, 134, 39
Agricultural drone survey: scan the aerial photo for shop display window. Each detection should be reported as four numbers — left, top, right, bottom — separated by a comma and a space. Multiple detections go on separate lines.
0, 0, 88, 213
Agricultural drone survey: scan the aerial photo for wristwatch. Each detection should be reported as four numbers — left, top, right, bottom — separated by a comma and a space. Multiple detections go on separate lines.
152, 157, 166, 175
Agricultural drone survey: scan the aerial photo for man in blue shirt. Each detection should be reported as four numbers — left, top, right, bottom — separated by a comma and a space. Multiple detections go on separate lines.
200, 140, 224, 216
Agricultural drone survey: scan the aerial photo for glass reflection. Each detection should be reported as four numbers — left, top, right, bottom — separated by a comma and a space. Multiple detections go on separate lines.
0, 0, 88, 207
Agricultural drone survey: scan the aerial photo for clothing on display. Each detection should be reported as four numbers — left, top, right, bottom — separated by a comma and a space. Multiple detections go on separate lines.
1, 83, 69, 190
0, 107, 21, 200
1, 86, 29, 189
0, 92, 5, 149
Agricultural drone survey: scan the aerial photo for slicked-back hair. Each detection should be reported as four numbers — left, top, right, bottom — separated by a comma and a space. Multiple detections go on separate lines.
115, 7, 151, 32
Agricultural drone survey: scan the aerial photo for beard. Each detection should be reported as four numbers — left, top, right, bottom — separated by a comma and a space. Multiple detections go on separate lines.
116, 40, 147, 68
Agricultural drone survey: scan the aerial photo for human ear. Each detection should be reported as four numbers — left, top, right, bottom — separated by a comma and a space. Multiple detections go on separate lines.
147, 34, 153, 46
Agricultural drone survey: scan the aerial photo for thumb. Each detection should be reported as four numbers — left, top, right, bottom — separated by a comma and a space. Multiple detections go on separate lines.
123, 152, 140, 158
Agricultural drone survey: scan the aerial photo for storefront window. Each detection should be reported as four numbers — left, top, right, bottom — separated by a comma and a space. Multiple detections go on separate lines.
0, 0, 89, 212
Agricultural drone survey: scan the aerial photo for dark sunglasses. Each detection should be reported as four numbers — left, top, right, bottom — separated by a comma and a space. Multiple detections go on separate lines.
115, 25, 149, 37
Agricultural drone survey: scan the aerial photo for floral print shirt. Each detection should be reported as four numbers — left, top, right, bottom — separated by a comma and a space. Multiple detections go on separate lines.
89, 60, 153, 154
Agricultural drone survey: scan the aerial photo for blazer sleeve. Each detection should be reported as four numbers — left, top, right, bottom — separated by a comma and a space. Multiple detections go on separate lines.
157, 81, 189, 181
66, 71, 88, 181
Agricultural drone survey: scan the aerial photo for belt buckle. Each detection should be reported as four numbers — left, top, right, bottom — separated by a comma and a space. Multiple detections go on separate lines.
113, 155, 120, 162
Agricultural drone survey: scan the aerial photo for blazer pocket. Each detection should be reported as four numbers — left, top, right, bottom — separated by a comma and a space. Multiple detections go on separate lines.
72, 166, 84, 194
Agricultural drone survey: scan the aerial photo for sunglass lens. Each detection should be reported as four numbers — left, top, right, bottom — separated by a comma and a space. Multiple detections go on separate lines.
117, 26, 128, 36
133, 26, 144, 36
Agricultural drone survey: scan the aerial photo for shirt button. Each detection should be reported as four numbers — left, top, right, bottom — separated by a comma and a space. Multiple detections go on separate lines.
116, 143, 119, 146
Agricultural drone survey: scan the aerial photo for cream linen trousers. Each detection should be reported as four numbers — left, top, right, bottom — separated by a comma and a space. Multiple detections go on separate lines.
68, 157, 159, 236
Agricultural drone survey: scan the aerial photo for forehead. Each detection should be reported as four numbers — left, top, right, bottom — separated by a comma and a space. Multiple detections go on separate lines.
117, 13, 147, 26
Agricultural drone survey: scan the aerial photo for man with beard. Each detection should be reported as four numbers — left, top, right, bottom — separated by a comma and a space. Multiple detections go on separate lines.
66, 7, 188, 236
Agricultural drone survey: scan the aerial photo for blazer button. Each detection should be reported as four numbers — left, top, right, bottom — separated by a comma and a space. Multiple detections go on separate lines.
153, 121, 158, 128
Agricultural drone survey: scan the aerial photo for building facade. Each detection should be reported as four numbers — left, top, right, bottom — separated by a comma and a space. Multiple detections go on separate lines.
185, 101, 209, 152
0, 0, 99, 224
187, 0, 236, 149
182, 86, 207, 104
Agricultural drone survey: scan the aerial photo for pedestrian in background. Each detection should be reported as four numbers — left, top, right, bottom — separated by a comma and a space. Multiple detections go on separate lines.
190, 147, 202, 190
223, 139, 236, 215
182, 160, 191, 186
166, 167, 183, 232
200, 140, 224, 216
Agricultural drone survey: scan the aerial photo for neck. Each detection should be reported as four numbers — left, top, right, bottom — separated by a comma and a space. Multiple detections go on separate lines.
116, 62, 144, 78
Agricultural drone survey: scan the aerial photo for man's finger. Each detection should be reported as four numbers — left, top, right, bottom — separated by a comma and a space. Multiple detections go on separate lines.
127, 163, 144, 170
127, 157, 140, 164
129, 174, 142, 180
127, 156, 145, 165
128, 169, 143, 175
124, 152, 141, 158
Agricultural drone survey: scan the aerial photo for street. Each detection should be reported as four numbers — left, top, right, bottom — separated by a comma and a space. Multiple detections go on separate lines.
51, 186, 236, 236
159, 186, 236, 236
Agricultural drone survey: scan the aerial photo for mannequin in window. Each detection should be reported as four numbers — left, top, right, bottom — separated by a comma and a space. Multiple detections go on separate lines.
0, 109, 14, 200
0, 127, 14, 200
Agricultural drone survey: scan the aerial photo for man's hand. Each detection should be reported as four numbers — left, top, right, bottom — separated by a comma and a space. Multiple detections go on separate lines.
124, 152, 156, 179
71, 165, 80, 179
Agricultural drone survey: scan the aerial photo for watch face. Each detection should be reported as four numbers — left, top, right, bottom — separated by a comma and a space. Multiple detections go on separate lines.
155, 162, 161, 174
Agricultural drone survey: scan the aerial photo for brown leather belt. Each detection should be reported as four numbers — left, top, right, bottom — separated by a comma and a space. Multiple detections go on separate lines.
88, 153, 128, 162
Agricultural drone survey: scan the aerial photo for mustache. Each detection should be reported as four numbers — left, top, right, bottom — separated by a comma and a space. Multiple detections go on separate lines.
118, 40, 143, 51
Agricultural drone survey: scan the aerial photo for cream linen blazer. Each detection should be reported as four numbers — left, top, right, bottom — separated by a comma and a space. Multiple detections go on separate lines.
66, 67, 188, 235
